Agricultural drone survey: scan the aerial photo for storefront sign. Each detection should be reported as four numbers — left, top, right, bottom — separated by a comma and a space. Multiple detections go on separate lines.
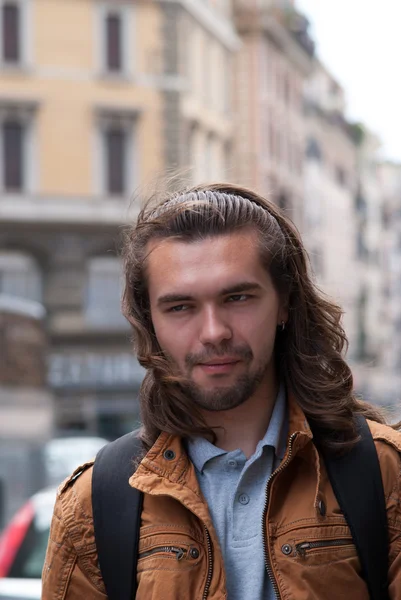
48, 352, 145, 390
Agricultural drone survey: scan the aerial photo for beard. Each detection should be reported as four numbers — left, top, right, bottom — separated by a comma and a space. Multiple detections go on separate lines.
179, 343, 269, 412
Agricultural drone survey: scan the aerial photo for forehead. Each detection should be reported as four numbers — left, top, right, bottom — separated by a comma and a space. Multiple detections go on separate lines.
146, 230, 270, 297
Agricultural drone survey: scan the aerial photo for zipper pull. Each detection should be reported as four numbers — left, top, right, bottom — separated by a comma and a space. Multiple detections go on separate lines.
295, 542, 310, 557
173, 547, 185, 561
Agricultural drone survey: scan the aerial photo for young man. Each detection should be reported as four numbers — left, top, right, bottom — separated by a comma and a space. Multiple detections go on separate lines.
42, 184, 401, 599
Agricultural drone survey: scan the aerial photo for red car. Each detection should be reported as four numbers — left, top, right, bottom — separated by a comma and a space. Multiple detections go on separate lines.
0, 486, 54, 598
0, 436, 108, 599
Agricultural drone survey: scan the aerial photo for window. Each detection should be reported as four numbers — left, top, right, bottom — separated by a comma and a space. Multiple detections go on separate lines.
0, 101, 37, 192
95, 108, 137, 197
306, 137, 323, 162
335, 166, 347, 188
105, 127, 126, 195
85, 256, 127, 329
277, 193, 289, 211
97, 4, 132, 76
2, 2, 19, 62
105, 13, 121, 72
0, 0, 30, 67
0, 251, 42, 302
3, 120, 24, 190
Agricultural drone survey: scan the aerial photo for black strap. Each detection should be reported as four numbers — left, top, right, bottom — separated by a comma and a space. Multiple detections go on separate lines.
317, 415, 389, 600
92, 432, 144, 600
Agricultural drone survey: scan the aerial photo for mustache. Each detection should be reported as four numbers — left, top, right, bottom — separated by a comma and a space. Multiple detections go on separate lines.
185, 344, 253, 368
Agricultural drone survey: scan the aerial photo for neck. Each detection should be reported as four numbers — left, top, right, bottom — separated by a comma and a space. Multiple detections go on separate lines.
201, 373, 279, 459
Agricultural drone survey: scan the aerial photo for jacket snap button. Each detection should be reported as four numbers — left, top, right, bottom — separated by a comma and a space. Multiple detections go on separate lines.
189, 547, 200, 559
318, 500, 326, 516
163, 449, 175, 461
281, 544, 292, 556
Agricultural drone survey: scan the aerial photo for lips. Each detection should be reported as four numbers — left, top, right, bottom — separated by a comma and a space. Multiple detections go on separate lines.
199, 358, 239, 366
196, 358, 241, 375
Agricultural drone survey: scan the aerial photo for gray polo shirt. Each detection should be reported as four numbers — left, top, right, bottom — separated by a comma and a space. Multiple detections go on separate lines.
187, 385, 287, 600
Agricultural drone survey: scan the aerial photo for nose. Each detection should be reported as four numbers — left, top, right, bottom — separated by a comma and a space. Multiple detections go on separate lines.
199, 305, 233, 346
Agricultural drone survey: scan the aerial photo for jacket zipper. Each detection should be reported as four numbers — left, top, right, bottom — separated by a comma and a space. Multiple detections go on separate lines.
202, 525, 213, 600
262, 432, 298, 600
139, 545, 187, 561
296, 538, 352, 558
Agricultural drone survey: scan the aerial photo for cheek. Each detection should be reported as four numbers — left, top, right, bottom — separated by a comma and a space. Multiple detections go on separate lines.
151, 316, 172, 352
236, 304, 279, 344
151, 315, 190, 363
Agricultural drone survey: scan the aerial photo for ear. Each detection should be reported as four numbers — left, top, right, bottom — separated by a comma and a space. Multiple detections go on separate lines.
278, 297, 289, 326
281, 308, 289, 324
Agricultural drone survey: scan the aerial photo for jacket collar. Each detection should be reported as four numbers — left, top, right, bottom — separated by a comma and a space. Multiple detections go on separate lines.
131, 391, 314, 492
287, 389, 313, 441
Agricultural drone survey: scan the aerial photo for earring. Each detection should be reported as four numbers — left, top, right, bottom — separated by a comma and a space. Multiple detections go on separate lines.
281, 321, 286, 332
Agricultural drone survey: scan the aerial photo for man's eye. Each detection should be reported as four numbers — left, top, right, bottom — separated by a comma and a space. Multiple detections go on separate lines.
227, 294, 248, 302
168, 305, 189, 313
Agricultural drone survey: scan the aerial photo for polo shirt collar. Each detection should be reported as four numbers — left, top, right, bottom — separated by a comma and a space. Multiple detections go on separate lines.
187, 382, 287, 474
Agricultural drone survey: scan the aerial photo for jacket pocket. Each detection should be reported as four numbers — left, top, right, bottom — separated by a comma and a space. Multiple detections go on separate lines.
137, 530, 204, 573
136, 531, 207, 600
274, 525, 366, 599
275, 522, 359, 567
139, 544, 199, 562
295, 538, 354, 558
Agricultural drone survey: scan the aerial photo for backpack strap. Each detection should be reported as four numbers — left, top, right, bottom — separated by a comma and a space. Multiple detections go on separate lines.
92, 432, 144, 600
92, 417, 390, 600
317, 415, 390, 600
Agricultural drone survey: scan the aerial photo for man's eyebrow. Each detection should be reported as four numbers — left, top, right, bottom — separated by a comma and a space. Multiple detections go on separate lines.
157, 294, 194, 306
220, 282, 262, 295
157, 283, 262, 306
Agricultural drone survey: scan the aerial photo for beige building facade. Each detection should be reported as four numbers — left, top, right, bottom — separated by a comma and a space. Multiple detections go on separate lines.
161, 0, 239, 183
232, 0, 314, 225
0, 0, 239, 438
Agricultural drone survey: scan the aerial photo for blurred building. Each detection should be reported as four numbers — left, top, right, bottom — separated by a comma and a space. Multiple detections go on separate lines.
0, 296, 53, 525
303, 65, 391, 405
353, 132, 387, 362
0, 0, 239, 439
233, 0, 314, 224
347, 129, 391, 408
180, 0, 240, 182
303, 63, 360, 355
376, 161, 401, 411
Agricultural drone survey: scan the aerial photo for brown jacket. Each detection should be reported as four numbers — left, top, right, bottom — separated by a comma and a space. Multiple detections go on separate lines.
42, 398, 401, 600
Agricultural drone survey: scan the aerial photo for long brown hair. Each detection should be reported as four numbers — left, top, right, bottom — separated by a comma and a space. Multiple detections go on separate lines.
122, 183, 388, 453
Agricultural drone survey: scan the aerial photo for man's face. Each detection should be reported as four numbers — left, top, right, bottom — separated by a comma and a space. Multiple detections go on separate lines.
147, 229, 287, 412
